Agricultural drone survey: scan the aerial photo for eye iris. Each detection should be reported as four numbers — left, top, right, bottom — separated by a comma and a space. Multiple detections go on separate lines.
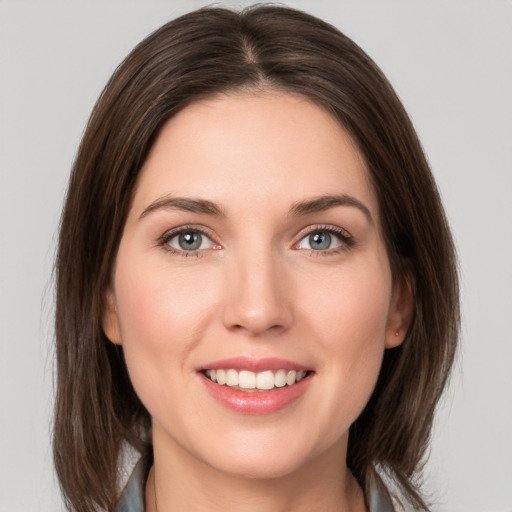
309, 232, 331, 250
178, 232, 202, 250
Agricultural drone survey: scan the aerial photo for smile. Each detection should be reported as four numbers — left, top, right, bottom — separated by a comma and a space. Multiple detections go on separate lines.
204, 368, 308, 391
198, 358, 313, 414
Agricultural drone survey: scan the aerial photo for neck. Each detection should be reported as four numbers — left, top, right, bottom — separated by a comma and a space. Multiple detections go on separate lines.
145, 428, 366, 512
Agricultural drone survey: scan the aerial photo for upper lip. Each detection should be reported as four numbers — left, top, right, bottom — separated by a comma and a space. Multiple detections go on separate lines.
199, 357, 311, 373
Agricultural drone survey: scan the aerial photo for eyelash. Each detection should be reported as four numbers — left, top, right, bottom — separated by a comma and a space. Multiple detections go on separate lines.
294, 224, 355, 256
158, 224, 355, 258
158, 225, 218, 258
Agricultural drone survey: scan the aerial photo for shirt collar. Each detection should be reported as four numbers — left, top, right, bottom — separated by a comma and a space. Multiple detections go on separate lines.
115, 457, 394, 512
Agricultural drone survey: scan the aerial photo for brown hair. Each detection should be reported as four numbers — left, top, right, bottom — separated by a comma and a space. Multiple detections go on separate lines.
54, 5, 459, 511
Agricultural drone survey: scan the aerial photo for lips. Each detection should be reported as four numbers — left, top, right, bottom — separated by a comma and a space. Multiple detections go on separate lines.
198, 357, 313, 414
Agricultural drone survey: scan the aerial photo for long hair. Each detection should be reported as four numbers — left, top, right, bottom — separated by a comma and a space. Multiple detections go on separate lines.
54, 6, 459, 511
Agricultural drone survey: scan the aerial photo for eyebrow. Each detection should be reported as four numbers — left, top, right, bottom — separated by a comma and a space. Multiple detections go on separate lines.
289, 194, 373, 224
139, 196, 227, 220
139, 193, 372, 224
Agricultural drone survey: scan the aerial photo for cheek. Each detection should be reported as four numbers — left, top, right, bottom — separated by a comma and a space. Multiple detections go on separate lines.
112, 252, 223, 400
303, 256, 392, 421
115, 254, 218, 342
307, 255, 391, 341
329, 278, 389, 345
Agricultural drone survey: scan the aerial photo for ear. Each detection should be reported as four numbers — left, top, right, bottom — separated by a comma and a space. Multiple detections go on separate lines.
102, 287, 122, 345
385, 271, 414, 349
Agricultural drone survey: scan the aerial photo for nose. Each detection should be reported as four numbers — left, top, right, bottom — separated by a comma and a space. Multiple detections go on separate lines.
222, 247, 293, 336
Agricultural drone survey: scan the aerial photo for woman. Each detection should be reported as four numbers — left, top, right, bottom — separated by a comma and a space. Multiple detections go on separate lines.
54, 5, 459, 512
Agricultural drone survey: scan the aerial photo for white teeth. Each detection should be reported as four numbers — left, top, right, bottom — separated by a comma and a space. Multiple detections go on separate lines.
205, 368, 308, 390
226, 369, 238, 386
256, 370, 274, 390
216, 369, 226, 385
238, 370, 256, 389
274, 369, 287, 388
286, 370, 297, 386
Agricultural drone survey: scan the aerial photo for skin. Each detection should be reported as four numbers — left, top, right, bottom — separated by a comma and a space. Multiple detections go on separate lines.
103, 91, 412, 511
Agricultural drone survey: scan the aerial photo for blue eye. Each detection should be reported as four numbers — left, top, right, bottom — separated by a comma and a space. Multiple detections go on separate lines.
296, 229, 350, 251
166, 230, 214, 252
308, 232, 333, 250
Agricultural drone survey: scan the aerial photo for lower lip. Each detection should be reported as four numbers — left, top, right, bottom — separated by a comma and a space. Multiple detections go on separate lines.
200, 373, 312, 414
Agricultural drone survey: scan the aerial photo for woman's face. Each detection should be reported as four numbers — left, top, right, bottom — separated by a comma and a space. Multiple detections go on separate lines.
104, 91, 410, 479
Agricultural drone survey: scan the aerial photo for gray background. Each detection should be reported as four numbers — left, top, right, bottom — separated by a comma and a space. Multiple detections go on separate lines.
1, 1, 511, 511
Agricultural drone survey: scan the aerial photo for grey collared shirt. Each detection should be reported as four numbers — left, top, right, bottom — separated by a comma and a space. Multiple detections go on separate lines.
115, 458, 394, 512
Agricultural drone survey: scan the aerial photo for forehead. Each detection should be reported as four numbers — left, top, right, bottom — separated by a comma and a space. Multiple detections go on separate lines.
133, 90, 378, 220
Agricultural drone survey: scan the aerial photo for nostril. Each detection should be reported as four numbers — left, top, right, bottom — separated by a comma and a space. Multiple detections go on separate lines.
228, 322, 286, 336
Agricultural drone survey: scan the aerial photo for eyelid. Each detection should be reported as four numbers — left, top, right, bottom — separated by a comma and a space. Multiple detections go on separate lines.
157, 223, 354, 256
293, 224, 355, 252
158, 224, 221, 255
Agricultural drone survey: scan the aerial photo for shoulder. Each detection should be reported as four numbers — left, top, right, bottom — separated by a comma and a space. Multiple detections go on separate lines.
115, 457, 149, 512
368, 472, 395, 512
368, 486, 395, 512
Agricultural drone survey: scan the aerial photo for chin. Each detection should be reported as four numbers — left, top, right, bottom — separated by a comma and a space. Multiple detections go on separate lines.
197, 431, 321, 481
209, 453, 307, 481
